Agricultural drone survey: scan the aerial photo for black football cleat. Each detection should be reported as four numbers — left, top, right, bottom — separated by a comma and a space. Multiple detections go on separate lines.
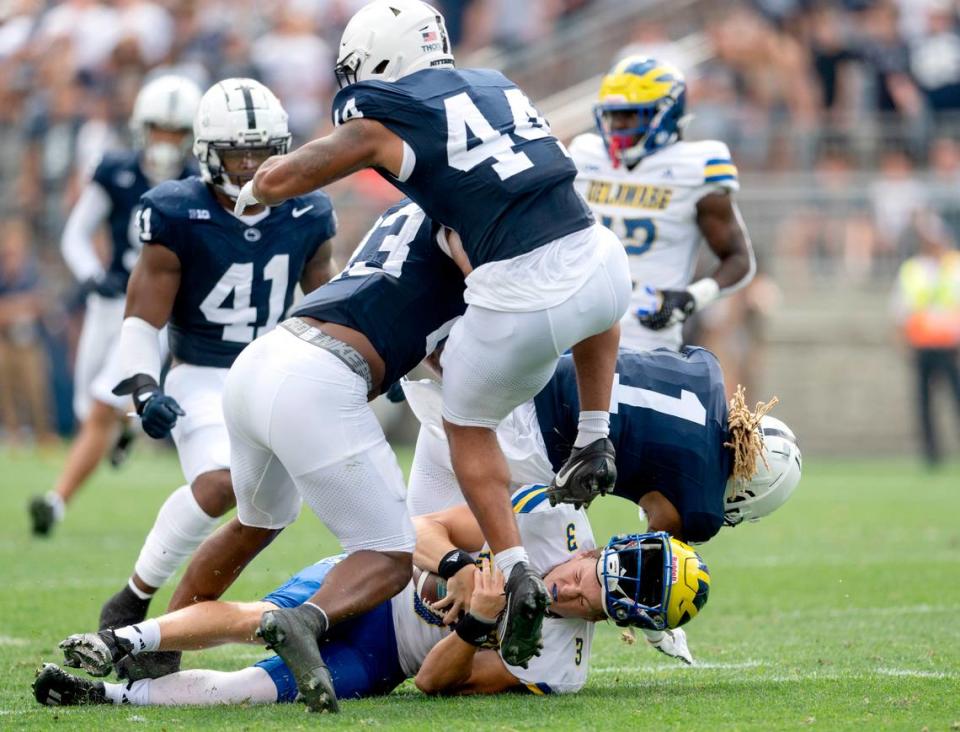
59, 629, 132, 677
29, 495, 56, 537
546, 437, 617, 509
33, 663, 108, 706
499, 562, 549, 669
258, 607, 339, 713
109, 425, 136, 468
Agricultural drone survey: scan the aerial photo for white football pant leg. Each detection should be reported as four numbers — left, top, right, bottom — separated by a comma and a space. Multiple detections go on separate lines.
224, 328, 415, 552
441, 225, 631, 427
164, 365, 231, 484
72, 294, 125, 419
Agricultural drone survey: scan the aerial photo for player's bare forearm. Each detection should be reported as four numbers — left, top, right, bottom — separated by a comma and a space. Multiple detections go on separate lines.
697, 193, 755, 291
416, 640, 518, 695
124, 243, 181, 328
252, 120, 399, 205
413, 505, 485, 571
156, 600, 276, 651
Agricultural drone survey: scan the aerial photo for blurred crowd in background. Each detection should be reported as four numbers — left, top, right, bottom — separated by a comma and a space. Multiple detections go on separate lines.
0, 0, 959, 456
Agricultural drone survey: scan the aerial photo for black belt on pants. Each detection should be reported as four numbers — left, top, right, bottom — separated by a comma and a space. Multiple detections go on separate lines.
281, 317, 374, 394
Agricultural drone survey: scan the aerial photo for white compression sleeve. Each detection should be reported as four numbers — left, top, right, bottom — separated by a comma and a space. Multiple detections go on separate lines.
133, 485, 220, 589
107, 667, 279, 706
61, 182, 110, 282
117, 317, 163, 384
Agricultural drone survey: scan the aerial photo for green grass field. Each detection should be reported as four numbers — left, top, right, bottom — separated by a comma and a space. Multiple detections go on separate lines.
1, 446, 959, 730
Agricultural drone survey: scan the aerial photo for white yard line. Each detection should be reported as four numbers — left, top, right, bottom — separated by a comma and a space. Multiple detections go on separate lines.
588, 663, 958, 681
0, 635, 29, 646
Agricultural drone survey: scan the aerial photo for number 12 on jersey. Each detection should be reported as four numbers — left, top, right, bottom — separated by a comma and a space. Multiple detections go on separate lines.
200, 255, 289, 343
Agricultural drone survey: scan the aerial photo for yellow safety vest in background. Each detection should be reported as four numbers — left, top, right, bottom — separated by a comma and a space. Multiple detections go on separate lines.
898, 252, 960, 348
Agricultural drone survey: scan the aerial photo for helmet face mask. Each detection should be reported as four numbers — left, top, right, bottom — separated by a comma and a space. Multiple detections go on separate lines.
597, 531, 711, 630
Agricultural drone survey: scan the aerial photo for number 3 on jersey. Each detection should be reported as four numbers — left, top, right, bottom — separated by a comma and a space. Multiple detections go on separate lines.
200, 255, 289, 343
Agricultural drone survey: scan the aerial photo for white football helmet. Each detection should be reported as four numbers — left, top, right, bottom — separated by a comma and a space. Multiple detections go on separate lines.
724, 416, 802, 526
334, 0, 454, 89
193, 78, 291, 199
130, 75, 202, 184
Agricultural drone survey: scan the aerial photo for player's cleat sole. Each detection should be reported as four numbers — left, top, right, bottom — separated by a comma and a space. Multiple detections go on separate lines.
258, 608, 339, 713
33, 663, 108, 706
99, 584, 151, 631
28, 496, 56, 537
59, 630, 131, 677
499, 563, 549, 668
109, 426, 136, 469
546, 437, 617, 509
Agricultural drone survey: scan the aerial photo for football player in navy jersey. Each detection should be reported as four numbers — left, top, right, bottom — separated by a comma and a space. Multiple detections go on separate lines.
232, 0, 633, 668
159, 199, 466, 712
404, 346, 803, 544
29, 76, 202, 537
97, 79, 336, 678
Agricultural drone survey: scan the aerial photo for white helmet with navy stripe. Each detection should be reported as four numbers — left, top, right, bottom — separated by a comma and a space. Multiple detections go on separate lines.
130, 75, 202, 183
334, 0, 454, 89
724, 416, 802, 526
193, 78, 291, 199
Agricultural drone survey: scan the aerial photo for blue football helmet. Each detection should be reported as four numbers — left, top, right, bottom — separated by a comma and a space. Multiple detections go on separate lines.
597, 531, 710, 630
593, 55, 687, 168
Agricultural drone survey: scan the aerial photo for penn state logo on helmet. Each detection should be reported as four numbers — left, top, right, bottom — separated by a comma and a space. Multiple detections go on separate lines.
594, 55, 688, 169
597, 531, 710, 630
334, 0, 454, 89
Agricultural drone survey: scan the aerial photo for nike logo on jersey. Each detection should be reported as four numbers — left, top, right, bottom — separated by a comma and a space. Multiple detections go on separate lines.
292, 205, 314, 218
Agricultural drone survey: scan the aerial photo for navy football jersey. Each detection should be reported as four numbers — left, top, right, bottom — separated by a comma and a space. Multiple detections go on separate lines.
534, 347, 732, 543
91, 150, 194, 290
332, 68, 593, 267
293, 200, 465, 388
138, 177, 335, 368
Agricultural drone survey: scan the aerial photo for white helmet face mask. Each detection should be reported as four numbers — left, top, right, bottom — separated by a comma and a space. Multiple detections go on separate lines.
335, 0, 454, 89
192, 78, 291, 200
131, 75, 203, 184
724, 416, 802, 526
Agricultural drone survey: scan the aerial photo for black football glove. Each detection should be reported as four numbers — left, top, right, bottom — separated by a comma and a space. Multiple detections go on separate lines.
114, 374, 184, 440
636, 289, 696, 331
84, 271, 127, 299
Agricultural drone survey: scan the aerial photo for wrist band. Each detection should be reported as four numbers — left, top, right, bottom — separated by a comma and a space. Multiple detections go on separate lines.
455, 612, 498, 647
438, 548, 475, 580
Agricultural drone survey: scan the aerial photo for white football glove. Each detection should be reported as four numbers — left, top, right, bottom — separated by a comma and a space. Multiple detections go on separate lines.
643, 628, 694, 665
233, 180, 261, 216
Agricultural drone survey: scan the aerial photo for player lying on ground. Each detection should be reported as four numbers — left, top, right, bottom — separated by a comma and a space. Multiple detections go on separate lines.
95, 78, 336, 682
29, 75, 201, 537
404, 346, 803, 542
234, 0, 634, 668
35, 487, 709, 707
154, 198, 466, 712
